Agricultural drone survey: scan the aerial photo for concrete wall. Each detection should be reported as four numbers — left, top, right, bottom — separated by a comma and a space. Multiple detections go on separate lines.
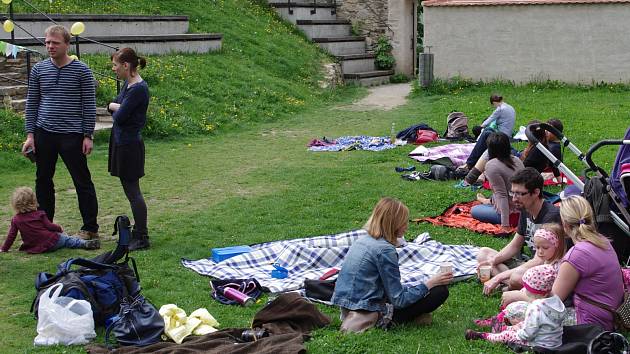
389, 0, 417, 76
423, 4, 630, 84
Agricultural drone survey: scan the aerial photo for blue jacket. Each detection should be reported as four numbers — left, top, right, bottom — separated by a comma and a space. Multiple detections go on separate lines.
331, 234, 429, 313
111, 80, 149, 145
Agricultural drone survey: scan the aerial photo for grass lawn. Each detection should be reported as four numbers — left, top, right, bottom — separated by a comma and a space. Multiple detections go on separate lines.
0, 82, 629, 353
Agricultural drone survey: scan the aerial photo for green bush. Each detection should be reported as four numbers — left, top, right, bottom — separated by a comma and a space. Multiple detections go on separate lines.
374, 35, 395, 70
390, 73, 410, 84
0, 109, 25, 152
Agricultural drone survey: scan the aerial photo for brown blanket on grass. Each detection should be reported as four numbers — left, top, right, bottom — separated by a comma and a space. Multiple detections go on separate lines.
86, 292, 330, 354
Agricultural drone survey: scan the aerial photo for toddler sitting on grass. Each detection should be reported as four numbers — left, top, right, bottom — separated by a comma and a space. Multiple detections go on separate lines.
1, 187, 99, 254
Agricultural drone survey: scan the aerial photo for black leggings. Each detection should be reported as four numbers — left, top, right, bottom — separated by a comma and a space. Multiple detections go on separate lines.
392, 285, 449, 324
120, 178, 147, 235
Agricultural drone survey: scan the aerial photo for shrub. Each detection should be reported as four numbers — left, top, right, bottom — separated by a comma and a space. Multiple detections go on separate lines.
374, 35, 395, 70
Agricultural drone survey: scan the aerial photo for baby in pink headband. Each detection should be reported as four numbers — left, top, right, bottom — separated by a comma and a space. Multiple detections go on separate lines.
466, 264, 567, 349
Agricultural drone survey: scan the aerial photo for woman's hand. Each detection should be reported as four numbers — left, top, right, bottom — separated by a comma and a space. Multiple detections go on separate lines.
483, 277, 500, 296
426, 272, 454, 289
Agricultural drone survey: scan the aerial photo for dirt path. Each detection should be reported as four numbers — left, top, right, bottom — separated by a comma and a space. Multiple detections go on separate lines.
337, 82, 412, 111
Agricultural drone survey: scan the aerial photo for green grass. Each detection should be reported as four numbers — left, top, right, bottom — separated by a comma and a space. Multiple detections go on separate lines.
1, 0, 343, 150
1, 82, 629, 353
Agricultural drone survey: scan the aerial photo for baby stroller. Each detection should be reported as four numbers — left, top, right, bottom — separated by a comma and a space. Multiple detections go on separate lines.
525, 123, 630, 264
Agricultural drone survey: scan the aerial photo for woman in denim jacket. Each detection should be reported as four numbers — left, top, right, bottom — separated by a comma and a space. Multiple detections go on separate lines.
331, 197, 453, 333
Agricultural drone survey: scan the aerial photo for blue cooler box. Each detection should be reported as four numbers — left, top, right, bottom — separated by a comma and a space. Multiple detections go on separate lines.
211, 245, 253, 262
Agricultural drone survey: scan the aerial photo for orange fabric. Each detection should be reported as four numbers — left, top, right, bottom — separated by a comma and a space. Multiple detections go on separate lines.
413, 200, 515, 236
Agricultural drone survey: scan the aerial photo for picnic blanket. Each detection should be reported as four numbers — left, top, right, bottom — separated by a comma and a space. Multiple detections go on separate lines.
414, 201, 515, 236
181, 229, 479, 293
409, 143, 475, 167
308, 136, 395, 152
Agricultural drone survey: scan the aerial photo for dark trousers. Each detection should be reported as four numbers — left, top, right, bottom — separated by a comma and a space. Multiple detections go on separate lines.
465, 130, 492, 167
120, 178, 148, 236
34, 129, 99, 232
392, 285, 449, 324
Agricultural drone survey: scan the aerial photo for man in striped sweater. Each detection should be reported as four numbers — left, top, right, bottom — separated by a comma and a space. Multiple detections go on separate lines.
21, 25, 99, 240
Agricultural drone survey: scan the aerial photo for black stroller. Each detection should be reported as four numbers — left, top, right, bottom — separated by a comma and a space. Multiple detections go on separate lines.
525, 123, 630, 264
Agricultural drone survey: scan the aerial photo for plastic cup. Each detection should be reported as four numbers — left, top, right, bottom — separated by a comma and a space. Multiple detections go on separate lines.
479, 265, 492, 283
439, 262, 452, 274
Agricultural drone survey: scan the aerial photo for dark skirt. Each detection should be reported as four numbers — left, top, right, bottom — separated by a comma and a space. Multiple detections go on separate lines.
108, 134, 145, 181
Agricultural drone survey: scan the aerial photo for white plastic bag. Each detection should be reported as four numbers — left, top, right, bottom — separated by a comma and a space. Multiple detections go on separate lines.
34, 283, 96, 346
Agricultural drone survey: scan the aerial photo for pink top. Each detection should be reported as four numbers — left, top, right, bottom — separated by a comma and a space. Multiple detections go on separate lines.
1, 210, 62, 253
562, 238, 624, 331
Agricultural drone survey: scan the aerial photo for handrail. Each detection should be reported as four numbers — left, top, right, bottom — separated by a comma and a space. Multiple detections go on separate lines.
0, 73, 27, 86
331, 0, 336, 15
288, 0, 293, 15
0, 15, 45, 46
311, 0, 317, 15
19, 0, 59, 25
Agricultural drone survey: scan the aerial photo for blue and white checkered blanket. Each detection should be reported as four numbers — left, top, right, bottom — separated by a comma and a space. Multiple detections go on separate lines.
181, 229, 479, 293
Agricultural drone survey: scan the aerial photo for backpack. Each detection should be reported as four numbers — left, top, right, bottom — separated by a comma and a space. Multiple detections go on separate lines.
445, 112, 469, 139
31, 215, 139, 325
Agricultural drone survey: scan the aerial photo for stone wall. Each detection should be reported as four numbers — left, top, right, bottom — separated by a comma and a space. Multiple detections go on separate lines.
337, 0, 390, 48
337, 0, 417, 75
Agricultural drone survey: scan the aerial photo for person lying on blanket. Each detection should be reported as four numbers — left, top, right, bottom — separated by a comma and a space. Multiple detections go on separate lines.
476, 168, 563, 293
331, 197, 453, 333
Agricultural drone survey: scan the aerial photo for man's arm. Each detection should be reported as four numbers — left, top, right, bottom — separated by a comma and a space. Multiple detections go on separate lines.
23, 65, 40, 154
81, 66, 97, 155
493, 233, 525, 265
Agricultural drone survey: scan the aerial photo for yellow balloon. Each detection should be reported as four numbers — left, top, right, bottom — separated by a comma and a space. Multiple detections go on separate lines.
70, 22, 85, 36
3, 20, 14, 33
69, 55, 78, 61
1, 0, 12, 4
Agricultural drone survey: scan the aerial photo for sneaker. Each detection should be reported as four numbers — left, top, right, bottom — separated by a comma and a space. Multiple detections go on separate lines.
75, 230, 99, 240
453, 180, 471, 189
464, 329, 485, 341
84, 239, 101, 250
413, 313, 433, 326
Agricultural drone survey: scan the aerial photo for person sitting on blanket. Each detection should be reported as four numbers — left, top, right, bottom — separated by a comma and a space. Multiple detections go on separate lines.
466, 264, 566, 350
520, 120, 555, 174
476, 168, 561, 292
493, 224, 566, 307
331, 197, 453, 333
457, 94, 516, 173
471, 132, 524, 233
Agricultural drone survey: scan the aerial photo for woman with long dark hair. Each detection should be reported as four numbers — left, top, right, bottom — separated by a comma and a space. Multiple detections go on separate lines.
471, 132, 524, 233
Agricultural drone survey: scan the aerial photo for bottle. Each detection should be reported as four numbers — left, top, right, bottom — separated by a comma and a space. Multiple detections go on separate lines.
222, 287, 255, 306
390, 122, 396, 143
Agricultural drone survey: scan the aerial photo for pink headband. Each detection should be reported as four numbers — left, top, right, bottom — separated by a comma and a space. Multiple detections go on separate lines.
523, 281, 548, 296
534, 228, 559, 249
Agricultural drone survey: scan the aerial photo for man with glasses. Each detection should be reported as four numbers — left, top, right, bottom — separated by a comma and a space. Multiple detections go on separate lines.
477, 168, 561, 294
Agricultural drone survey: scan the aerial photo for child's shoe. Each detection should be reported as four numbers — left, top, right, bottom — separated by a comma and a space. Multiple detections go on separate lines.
84, 239, 101, 250
465, 329, 485, 341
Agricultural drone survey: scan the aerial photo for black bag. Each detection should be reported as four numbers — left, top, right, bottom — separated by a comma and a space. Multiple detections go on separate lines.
210, 278, 263, 305
304, 279, 336, 301
105, 294, 164, 347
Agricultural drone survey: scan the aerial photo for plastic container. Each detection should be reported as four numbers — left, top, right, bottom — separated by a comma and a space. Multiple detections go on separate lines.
222, 287, 254, 306
211, 245, 253, 262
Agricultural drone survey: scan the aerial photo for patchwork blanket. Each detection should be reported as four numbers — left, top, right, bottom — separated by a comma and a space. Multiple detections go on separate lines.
415, 201, 515, 236
181, 229, 479, 293
308, 136, 395, 152
409, 143, 475, 167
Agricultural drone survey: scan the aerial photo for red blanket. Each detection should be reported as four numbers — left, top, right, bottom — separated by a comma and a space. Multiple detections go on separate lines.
414, 200, 515, 236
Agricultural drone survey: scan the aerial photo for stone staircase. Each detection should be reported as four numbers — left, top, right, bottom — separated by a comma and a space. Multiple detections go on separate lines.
267, 1, 393, 86
0, 14, 223, 55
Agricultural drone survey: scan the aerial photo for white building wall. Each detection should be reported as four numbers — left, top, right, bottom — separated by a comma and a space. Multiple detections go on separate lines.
423, 4, 630, 83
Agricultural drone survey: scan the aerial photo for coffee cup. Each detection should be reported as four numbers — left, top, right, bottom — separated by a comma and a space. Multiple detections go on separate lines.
439, 262, 452, 274
479, 265, 492, 283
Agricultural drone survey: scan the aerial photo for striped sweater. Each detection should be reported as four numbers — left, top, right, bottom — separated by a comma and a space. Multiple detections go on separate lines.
25, 58, 96, 135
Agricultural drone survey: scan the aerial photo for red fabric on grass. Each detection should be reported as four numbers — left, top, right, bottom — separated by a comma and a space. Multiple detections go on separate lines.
413, 200, 516, 236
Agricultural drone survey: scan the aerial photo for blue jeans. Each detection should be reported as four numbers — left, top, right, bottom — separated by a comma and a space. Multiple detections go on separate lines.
48, 233, 87, 251
471, 204, 501, 225
466, 130, 492, 167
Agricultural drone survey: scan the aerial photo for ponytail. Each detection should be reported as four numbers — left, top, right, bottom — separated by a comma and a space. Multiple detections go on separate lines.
112, 47, 146, 72
138, 56, 146, 70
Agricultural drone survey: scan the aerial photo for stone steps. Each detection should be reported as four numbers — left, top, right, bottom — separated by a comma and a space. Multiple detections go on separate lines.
344, 70, 395, 87
267, 1, 392, 86
0, 14, 190, 38
295, 19, 350, 39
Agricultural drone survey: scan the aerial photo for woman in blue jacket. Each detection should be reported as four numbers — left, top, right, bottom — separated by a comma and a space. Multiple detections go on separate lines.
107, 47, 150, 251
331, 197, 453, 333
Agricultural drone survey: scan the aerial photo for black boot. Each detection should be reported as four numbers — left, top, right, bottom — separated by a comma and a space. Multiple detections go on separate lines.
129, 229, 150, 251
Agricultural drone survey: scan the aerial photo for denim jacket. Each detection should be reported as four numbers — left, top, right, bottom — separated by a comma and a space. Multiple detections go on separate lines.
331, 234, 429, 313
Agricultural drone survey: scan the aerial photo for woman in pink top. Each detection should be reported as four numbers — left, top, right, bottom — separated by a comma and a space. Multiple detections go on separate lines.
552, 196, 624, 330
